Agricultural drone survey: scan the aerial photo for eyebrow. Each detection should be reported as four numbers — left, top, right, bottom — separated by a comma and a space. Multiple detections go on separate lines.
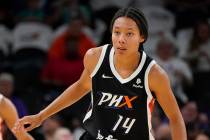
114, 26, 135, 30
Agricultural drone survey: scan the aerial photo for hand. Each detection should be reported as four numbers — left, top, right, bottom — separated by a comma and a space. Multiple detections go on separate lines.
13, 114, 43, 133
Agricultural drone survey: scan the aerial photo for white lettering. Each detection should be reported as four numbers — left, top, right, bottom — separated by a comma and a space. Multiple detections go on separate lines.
108, 95, 123, 107
98, 92, 112, 105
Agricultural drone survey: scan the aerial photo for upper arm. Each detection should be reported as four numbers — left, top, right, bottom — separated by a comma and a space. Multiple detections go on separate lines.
76, 47, 103, 92
149, 64, 182, 121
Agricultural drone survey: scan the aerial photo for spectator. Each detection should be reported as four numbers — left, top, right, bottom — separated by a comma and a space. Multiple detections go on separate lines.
154, 37, 193, 104
155, 123, 171, 140
0, 94, 33, 140
71, 117, 85, 140
186, 20, 210, 73
195, 132, 210, 140
0, 72, 28, 117
41, 13, 96, 87
184, 20, 210, 110
42, 115, 63, 140
53, 127, 73, 140
181, 101, 201, 139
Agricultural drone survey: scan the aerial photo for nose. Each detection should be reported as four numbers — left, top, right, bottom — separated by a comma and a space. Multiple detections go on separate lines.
118, 34, 126, 44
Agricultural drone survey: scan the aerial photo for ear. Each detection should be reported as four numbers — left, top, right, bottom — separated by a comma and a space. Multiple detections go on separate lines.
139, 36, 145, 43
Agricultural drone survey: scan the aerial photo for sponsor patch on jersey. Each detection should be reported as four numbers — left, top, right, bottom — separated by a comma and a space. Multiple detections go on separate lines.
132, 78, 143, 88
96, 130, 117, 140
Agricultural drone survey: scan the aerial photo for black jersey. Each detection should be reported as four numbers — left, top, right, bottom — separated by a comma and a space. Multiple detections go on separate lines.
83, 45, 156, 140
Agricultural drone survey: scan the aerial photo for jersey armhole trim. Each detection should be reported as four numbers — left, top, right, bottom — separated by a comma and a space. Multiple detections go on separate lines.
83, 92, 93, 123
144, 60, 156, 99
90, 44, 108, 77
0, 94, 3, 102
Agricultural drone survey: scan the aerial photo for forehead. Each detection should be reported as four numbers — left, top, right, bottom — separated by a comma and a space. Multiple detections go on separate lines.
113, 17, 138, 30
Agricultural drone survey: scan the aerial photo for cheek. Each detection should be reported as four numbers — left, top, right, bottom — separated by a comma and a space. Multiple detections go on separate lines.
129, 37, 140, 45
111, 35, 118, 44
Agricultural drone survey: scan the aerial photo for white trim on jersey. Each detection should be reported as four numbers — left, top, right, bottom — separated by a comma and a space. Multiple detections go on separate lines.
144, 60, 156, 99
83, 91, 94, 123
90, 44, 109, 78
109, 47, 147, 84
145, 60, 156, 140
0, 94, 3, 102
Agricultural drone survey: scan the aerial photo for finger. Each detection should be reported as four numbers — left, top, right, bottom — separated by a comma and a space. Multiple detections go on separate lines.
25, 122, 38, 132
25, 125, 34, 132
15, 117, 31, 131
12, 122, 26, 136
13, 126, 26, 136
19, 116, 31, 125
12, 127, 17, 134
13, 121, 21, 132
21, 117, 33, 127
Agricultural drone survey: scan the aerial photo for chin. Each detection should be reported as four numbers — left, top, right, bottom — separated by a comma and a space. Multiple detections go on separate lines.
116, 51, 128, 56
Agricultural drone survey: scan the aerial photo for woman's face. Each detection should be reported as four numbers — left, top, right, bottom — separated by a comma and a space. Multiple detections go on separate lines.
112, 17, 145, 55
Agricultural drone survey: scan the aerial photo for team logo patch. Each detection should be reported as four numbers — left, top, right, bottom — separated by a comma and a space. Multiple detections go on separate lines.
97, 92, 138, 109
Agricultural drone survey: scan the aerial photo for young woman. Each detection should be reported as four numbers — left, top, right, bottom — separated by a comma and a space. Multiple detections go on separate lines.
13, 7, 187, 140
0, 94, 33, 140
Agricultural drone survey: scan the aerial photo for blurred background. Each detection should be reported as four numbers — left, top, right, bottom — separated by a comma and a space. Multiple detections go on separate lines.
0, 0, 210, 140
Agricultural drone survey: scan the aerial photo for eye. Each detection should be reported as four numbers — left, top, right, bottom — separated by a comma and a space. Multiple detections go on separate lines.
113, 31, 120, 35
127, 32, 134, 37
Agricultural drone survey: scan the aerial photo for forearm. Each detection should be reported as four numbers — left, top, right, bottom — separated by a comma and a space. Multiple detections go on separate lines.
39, 81, 90, 121
16, 133, 34, 140
170, 116, 187, 140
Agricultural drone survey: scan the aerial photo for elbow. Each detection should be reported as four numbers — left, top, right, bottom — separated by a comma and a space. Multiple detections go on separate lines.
75, 80, 91, 93
169, 112, 185, 125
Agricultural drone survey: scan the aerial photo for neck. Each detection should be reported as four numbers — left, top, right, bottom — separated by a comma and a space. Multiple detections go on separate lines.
114, 52, 141, 70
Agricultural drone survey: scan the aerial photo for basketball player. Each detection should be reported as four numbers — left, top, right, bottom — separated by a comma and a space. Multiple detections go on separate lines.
13, 7, 187, 140
0, 94, 33, 140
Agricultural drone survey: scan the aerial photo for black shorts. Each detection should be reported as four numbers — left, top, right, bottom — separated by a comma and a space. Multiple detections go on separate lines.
79, 132, 96, 140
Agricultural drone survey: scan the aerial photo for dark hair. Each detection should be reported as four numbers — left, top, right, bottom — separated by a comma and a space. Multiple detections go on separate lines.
189, 19, 210, 51
110, 7, 148, 43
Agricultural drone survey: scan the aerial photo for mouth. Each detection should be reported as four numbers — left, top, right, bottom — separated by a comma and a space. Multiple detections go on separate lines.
117, 47, 127, 51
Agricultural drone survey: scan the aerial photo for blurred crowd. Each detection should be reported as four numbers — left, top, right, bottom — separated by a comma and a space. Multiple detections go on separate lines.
0, 0, 210, 140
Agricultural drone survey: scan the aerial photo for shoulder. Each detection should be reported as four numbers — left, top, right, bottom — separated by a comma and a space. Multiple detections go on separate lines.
148, 63, 170, 90
0, 95, 10, 113
149, 63, 166, 77
84, 44, 108, 74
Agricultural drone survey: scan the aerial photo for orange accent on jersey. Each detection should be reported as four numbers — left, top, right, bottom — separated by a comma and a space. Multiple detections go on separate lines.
0, 117, 3, 140
118, 96, 138, 108
149, 98, 155, 113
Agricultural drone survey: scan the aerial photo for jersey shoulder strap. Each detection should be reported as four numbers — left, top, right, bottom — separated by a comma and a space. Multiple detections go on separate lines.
0, 94, 3, 103
90, 44, 111, 77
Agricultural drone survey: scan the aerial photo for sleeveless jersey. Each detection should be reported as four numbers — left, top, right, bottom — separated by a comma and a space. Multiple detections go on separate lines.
83, 45, 156, 140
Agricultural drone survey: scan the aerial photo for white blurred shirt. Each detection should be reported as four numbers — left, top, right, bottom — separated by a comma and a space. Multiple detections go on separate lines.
13, 22, 53, 53
155, 57, 193, 103
0, 25, 12, 55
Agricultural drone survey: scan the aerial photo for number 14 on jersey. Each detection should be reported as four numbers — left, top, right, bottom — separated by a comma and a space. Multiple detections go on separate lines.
112, 115, 136, 134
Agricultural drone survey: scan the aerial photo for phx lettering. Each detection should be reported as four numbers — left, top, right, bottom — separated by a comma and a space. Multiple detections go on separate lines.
97, 92, 138, 109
